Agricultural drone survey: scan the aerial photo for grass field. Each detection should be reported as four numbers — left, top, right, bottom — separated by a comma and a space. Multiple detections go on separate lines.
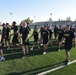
47, 62, 76, 75
0, 29, 76, 75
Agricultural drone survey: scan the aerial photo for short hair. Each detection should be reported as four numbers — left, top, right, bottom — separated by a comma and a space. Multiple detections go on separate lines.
6, 23, 9, 25
66, 25, 70, 27
27, 22, 29, 25
2, 23, 5, 26
13, 21, 16, 25
44, 25, 47, 28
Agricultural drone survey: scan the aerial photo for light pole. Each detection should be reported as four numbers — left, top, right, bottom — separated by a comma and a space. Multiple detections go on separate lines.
10, 12, 12, 25
50, 13, 52, 29
50, 13, 52, 25
34, 16, 36, 25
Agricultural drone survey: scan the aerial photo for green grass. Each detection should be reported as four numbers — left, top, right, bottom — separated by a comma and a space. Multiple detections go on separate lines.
0, 29, 76, 75
0, 46, 76, 75
47, 60, 76, 75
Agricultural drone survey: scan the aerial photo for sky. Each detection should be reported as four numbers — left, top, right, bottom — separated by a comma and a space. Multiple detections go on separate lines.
0, 0, 76, 24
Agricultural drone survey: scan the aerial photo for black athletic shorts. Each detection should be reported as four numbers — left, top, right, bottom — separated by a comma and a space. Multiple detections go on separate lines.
34, 38, 38, 42
43, 38, 48, 44
64, 44, 72, 52
12, 35, 19, 43
54, 32, 58, 36
58, 37, 62, 42
1, 35, 5, 42
49, 35, 52, 39
5, 35, 10, 41
22, 39, 29, 46
2, 35, 5, 39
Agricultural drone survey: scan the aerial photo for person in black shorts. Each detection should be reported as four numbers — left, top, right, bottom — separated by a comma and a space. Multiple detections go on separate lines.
74, 25, 76, 32
54, 25, 58, 40
27, 23, 31, 45
70, 25, 75, 47
5, 23, 10, 49
58, 25, 64, 51
62, 25, 75, 65
1, 23, 6, 43
19, 22, 23, 45
39, 25, 44, 46
27, 23, 31, 31
47, 25, 53, 46
74, 25, 76, 47
0, 28, 5, 61
40, 25, 44, 38
42, 25, 49, 54
30, 25, 40, 50
70, 25, 75, 32
11, 21, 19, 48
21, 22, 30, 58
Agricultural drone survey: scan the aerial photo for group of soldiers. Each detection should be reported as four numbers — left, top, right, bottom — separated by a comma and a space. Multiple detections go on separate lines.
0, 21, 76, 65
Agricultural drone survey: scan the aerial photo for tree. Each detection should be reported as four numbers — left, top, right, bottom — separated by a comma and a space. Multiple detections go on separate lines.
58, 18, 61, 21
22, 17, 33, 24
65, 17, 72, 25
0, 22, 1, 25
66, 17, 71, 22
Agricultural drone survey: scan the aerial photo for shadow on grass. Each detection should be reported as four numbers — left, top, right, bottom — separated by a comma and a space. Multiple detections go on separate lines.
3, 47, 22, 54
5, 60, 65, 75
3, 45, 64, 61
4, 53, 23, 60
48, 46, 64, 52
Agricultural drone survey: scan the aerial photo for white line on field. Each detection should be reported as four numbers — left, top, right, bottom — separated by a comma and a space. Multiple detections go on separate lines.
36, 60, 76, 75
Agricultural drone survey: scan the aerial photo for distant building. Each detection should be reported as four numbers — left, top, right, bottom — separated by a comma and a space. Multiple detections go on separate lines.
29, 21, 76, 29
